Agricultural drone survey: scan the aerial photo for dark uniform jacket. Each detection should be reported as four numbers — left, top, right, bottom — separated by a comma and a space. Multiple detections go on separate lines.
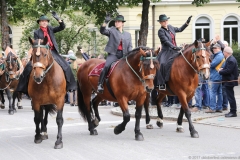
34, 21, 65, 53
219, 55, 239, 87
100, 26, 132, 55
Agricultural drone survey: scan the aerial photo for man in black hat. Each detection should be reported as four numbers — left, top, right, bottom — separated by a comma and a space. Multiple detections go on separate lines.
16, 12, 77, 94
156, 14, 192, 90
97, 14, 132, 93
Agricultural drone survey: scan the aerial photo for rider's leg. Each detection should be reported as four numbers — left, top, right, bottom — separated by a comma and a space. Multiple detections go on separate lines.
97, 53, 118, 93
51, 50, 77, 91
16, 61, 32, 94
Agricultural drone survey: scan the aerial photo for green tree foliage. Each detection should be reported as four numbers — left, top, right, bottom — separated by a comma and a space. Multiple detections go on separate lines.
19, 13, 107, 58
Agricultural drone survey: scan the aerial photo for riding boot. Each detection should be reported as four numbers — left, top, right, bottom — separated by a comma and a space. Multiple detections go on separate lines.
97, 68, 107, 93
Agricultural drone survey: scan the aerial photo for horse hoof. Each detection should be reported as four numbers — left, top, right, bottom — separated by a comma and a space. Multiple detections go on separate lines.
114, 126, 123, 135
8, 110, 14, 115
146, 124, 153, 129
18, 106, 23, 109
176, 128, 184, 133
34, 138, 42, 144
13, 109, 17, 113
41, 135, 48, 140
92, 119, 99, 128
0, 105, 5, 109
90, 129, 98, 135
156, 121, 163, 128
54, 142, 63, 149
191, 132, 199, 138
135, 133, 144, 141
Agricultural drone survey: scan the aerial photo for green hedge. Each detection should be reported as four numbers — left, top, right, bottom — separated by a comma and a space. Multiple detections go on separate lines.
233, 50, 240, 68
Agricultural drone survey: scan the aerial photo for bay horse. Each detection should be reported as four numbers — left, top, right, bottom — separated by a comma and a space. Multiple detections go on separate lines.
28, 36, 66, 149
144, 40, 211, 138
77, 47, 159, 141
0, 51, 23, 115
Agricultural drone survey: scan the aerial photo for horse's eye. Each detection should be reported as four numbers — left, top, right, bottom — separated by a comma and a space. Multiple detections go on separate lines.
44, 54, 47, 57
196, 56, 200, 59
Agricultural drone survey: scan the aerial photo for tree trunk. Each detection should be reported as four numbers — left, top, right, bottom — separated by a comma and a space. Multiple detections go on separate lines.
1, 0, 10, 50
138, 0, 150, 47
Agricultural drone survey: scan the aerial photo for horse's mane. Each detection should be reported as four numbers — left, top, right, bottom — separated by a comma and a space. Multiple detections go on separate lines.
127, 46, 152, 55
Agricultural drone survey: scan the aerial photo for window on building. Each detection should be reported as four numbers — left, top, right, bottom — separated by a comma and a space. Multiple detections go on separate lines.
195, 17, 211, 42
223, 16, 239, 47
135, 30, 140, 47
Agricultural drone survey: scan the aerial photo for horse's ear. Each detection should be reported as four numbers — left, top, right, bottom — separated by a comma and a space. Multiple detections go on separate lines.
205, 41, 211, 47
194, 40, 198, 48
154, 47, 160, 56
29, 37, 34, 45
43, 36, 48, 45
140, 48, 146, 56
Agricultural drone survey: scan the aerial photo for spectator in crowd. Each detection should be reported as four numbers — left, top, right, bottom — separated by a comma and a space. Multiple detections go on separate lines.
191, 75, 210, 112
69, 55, 78, 106
219, 47, 239, 117
221, 40, 229, 110
205, 43, 225, 113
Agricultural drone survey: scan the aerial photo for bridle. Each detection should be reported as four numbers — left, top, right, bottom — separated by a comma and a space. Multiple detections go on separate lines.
4, 53, 20, 82
32, 39, 54, 83
179, 42, 210, 74
125, 50, 156, 86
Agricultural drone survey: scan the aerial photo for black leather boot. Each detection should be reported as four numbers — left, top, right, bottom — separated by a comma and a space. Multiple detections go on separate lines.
97, 68, 107, 93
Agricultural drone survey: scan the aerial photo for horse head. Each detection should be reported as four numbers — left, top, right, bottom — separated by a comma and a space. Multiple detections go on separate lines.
192, 39, 211, 80
5, 50, 20, 80
134, 47, 159, 92
29, 36, 54, 84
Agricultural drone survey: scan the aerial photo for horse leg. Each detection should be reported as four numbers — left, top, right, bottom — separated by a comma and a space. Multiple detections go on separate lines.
91, 96, 103, 128
0, 90, 5, 109
17, 93, 23, 109
114, 100, 130, 135
156, 92, 166, 128
12, 91, 17, 112
144, 93, 153, 129
6, 89, 14, 115
54, 109, 64, 149
34, 106, 43, 144
41, 105, 49, 140
176, 94, 194, 133
135, 105, 144, 141
178, 95, 199, 138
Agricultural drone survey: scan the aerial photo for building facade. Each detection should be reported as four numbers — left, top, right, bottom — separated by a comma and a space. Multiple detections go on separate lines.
8, 0, 240, 52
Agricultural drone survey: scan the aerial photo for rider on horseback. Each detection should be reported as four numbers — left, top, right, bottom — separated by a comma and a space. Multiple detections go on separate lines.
16, 12, 77, 94
97, 14, 132, 93
156, 14, 192, 90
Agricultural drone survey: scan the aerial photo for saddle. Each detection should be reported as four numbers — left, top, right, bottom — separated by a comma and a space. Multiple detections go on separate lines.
88, 61, 120, 77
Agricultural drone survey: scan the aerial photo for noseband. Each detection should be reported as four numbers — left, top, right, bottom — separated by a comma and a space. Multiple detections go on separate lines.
32, 40, 54, 82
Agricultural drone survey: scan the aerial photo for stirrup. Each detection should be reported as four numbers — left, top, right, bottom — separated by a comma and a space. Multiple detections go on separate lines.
159, 84, 166, 91
97, 84, 104, 93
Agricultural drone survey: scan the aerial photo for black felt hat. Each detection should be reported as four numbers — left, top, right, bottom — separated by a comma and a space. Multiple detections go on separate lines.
157, 14, 170, 22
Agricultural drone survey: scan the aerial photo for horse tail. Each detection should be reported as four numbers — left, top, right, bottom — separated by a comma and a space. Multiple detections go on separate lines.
77, 81, 87, 121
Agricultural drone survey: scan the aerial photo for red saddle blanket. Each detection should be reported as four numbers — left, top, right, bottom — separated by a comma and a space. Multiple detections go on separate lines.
88, 61, 120, 77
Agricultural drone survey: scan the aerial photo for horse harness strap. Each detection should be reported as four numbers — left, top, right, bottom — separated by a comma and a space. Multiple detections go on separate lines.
179, 50, 199, 74
105, 78, 116, 99
125, 56, 145, 84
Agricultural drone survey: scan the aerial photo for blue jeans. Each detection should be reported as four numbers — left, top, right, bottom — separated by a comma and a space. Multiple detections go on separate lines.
194, 85, 202, 109
202, 81, 210, 107
209, 82, 223, 111
222, 84, 228, 108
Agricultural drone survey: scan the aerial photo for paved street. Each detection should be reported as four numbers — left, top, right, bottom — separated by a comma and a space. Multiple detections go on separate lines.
0, 94, 240, 160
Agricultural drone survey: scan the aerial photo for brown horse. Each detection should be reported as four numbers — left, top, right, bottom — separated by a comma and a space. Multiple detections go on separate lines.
77, 47, 159, 141
144, 40, 211, 138
28, 37, 66, 149
0, 51, 23, 115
